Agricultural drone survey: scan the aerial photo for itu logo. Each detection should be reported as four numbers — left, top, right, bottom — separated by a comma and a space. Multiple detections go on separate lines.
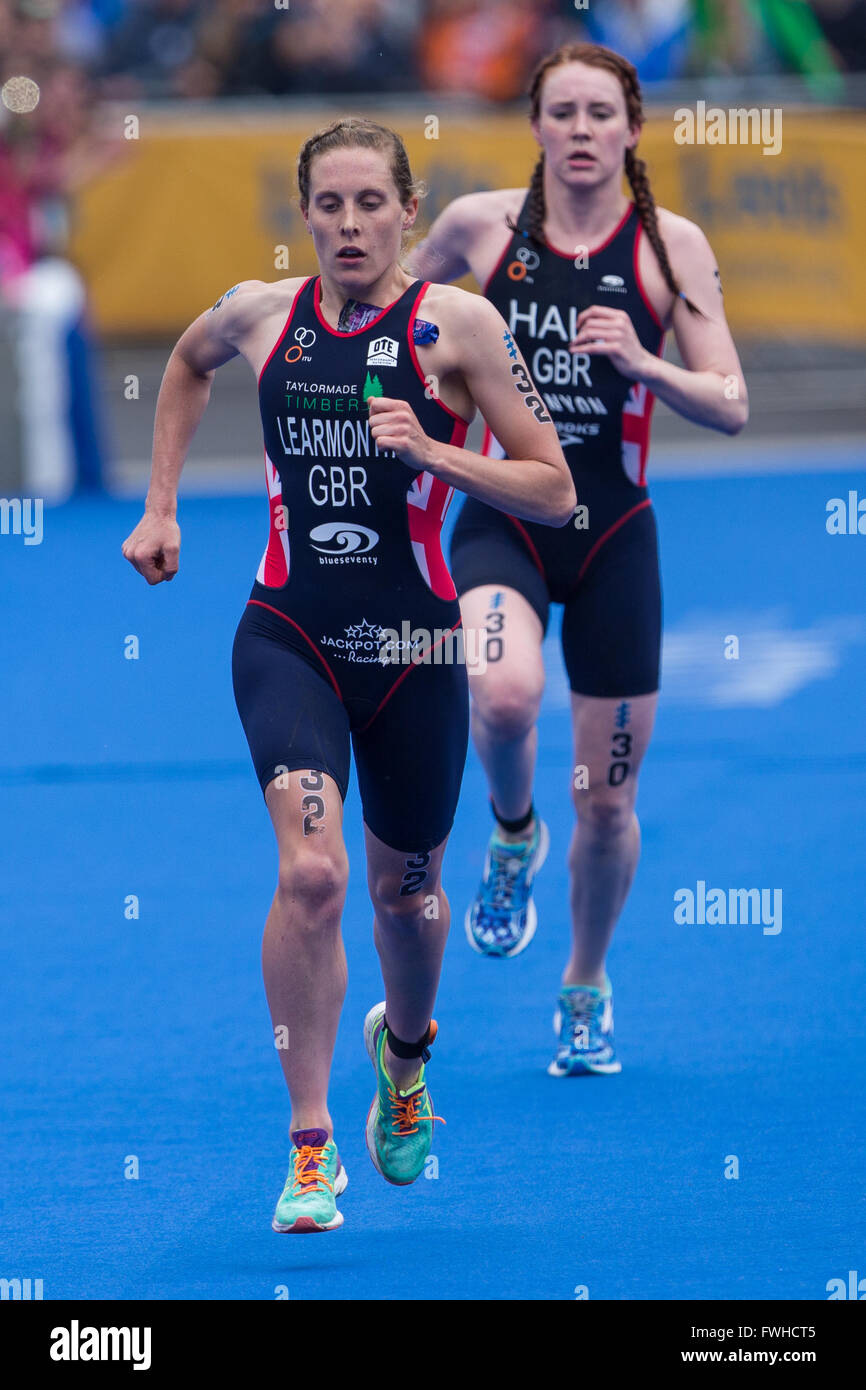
285, 326, 316, 364
507, 245, 541, 282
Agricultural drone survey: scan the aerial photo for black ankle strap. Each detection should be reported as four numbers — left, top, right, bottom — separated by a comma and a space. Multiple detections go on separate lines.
384, 1017, 434, 1063
491, 798, 534, 834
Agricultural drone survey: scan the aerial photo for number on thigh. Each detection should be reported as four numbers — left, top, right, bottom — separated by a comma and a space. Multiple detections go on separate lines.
265, 767, 345, 849
570, 693, 658, 798
459, 584, 545, 697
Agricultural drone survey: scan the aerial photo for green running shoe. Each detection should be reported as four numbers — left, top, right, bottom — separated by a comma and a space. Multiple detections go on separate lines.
271, 1128, 348, 1233
364, 1003, 444, 1186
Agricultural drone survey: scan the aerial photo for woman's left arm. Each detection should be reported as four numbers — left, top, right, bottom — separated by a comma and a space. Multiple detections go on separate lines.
570, 220, 748, 436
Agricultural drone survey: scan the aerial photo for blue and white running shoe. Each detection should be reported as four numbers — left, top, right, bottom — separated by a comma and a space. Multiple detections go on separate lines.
465, 819, 549, 958
548, 980, 622, 1076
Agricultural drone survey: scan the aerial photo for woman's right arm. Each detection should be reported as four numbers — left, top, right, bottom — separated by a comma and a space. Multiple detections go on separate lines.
122, 281, 262, 584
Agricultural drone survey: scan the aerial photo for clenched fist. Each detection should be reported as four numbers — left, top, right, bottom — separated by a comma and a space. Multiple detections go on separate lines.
368, 396, 433, 470
122, 511, 181, 585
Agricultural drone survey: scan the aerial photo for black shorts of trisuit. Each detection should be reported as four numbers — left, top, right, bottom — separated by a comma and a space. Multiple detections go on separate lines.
449, 495, 662, 698
231, 602, 469, 853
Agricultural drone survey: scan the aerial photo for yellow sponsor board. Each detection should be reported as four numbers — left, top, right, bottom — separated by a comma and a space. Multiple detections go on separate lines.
648, 110, 866, 342
70, 108, 865, 341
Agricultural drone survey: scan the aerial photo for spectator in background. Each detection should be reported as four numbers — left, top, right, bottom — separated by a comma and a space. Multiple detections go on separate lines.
0, 127, 32, 286
99, 0, 205, 98
812, 0, 866, 70
7, 0, 60, 64
253, 0, 417, 96
418, 0, 549, 101
689, 0, 846, 87
5, 0, 860, 103
754, 0, 845, 92
0, 25, 127, 298
0, 1, 120, 76
570, 0, 694, 82
194, 0, 281, 97
98, 0, 420, 100
0, 7, 127, 497
687, 0, 767, 74
55, 0, 113, 67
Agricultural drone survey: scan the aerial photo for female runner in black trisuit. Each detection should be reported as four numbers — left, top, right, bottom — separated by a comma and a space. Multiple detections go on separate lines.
412, 43, 747, 1074
122, 118, 573, 1232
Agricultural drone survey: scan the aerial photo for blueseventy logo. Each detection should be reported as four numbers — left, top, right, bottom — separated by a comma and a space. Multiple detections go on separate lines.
309, 522, 379, 562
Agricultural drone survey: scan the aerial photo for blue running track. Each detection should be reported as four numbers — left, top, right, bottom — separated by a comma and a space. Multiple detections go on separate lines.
1, 465, 863, 1300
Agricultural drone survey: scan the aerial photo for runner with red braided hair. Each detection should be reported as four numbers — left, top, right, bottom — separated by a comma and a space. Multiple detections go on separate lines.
411, 42, 748, 1075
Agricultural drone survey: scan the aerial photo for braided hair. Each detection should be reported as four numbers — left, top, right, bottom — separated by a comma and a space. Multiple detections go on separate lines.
511, 42, 702, 316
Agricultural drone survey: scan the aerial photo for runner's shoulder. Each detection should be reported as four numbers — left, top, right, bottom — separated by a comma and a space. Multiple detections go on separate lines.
205, 276, 309, 336
419, 279, 507, 338
653, 206, 713, 261
433, 187, 526, 239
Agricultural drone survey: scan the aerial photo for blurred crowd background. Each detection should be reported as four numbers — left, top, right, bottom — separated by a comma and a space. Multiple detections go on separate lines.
2, 0, 864, 294
0, 0, 864, 498
1, 0, 866, 103
2, 0, 864, 287
2, 0, 866, 107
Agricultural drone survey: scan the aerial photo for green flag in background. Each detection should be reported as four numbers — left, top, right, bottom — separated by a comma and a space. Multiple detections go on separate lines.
751, 0, 844, 96
691, 0, 844, 97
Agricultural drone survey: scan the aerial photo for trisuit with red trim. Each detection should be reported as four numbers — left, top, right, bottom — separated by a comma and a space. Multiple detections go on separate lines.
232, 275, 471, 851
450, 198, 666, 698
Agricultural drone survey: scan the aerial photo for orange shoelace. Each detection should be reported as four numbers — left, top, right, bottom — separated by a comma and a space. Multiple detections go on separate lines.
387, 1088, 446, 1137
292, 1143, 333, 1195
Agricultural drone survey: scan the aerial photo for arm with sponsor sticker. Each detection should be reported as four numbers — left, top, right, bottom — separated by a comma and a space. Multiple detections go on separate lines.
121, 280, 270, 584
571, 218, 748, 435
368, 291, 575, 527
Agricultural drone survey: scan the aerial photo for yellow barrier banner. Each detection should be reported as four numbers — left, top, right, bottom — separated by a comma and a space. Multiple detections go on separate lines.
69, 108, 865, 342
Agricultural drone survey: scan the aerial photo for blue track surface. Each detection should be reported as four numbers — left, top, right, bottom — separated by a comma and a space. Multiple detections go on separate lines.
1, 468, 864, 1300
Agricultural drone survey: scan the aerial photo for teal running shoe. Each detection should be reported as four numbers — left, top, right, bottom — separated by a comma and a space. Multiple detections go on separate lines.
465, 818, 550, 958
548, 980, 622, 1076
271, 1128, 348, 1233
364, 1003, 444, 1186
